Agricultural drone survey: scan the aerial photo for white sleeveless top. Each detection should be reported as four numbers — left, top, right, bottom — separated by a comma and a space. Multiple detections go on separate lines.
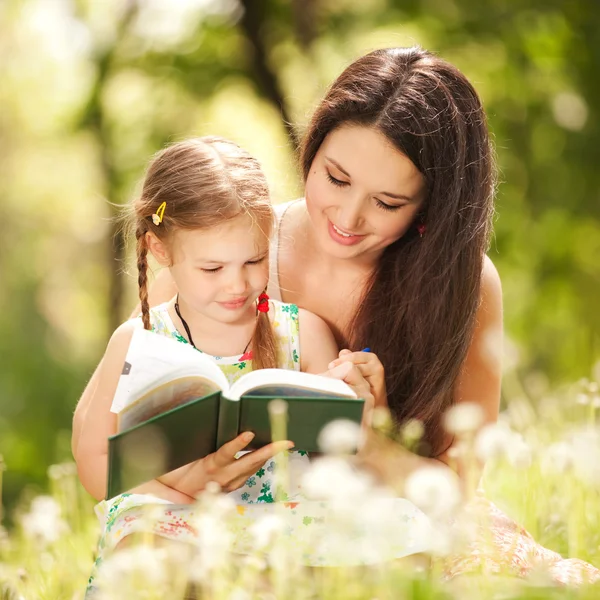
268, 200, 299, 301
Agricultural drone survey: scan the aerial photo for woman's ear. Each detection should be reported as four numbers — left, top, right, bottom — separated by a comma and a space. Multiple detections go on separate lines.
145, 232, 171, 266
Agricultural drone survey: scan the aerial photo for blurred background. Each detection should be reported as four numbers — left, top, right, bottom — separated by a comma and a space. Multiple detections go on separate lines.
0, 0, 598, 512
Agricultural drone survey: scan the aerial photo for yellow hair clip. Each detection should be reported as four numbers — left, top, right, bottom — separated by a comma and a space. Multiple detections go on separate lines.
151, 201, 166, 226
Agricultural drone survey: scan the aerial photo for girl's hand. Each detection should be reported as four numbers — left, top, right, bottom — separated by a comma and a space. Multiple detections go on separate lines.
157, 432, 293, 497
322, 361, 375, 432
328, 349, 387, 409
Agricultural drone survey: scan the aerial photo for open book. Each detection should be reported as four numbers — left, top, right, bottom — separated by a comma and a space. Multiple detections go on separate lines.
106, 328, 364, 499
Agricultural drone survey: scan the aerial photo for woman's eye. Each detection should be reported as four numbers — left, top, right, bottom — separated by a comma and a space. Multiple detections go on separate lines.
326, 172, 348, 187
201, 267, 221, 273
375, 198, 403, 212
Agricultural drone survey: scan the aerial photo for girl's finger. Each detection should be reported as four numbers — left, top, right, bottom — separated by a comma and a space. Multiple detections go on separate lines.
233, 440, 293, 474
213, 431, 256, 468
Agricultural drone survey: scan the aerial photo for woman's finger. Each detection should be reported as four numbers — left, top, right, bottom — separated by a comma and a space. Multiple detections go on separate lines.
328, 352, 378, 369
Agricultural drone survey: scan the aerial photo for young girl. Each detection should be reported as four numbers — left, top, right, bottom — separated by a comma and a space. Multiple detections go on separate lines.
73, 137, 427, 591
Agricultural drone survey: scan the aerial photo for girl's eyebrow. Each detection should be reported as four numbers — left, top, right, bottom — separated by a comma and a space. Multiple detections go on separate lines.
325, 156, 414, 203
194, 251, 268, 265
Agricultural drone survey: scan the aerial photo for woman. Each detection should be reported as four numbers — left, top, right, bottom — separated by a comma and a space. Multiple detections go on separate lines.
148, 45, 503, 465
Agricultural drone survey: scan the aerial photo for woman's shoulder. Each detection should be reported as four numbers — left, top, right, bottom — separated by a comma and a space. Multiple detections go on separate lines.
481, 255, 502, 311
273, 199, 303, 219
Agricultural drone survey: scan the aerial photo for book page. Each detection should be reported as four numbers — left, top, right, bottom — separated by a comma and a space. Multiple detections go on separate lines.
228, 369, 358, 401
117, 375, 221, 431
110, 328, 229, 414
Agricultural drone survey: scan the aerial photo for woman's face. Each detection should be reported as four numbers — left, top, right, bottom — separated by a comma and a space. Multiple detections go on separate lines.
305, 124, 426, 262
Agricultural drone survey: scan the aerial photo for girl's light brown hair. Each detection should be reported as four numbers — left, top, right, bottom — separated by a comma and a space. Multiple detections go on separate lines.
128, 136, 277, 370
301, 47, 497, 456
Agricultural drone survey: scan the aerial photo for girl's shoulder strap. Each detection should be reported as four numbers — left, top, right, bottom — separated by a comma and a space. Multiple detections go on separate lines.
268, 200, 301, 301
269, 299, 300, 371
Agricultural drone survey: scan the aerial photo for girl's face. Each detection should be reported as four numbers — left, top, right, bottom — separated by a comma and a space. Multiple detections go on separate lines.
156, 214, 270, 324
304, 124, 426, 262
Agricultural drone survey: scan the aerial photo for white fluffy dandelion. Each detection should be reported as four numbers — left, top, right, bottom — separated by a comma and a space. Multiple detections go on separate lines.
444, 402, 484, 436
541, 441, 573, 475
318, 419, 362, 455
248, 514, 286, 550
404, 466, 462, 520
20, 495, 68, 545
474, 422, 513, 462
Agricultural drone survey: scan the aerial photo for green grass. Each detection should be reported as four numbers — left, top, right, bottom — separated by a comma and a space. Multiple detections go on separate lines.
1, 386, 600, 599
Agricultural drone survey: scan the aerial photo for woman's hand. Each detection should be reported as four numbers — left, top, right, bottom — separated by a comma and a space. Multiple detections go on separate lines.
157, 432, 294, 497
328, 349, 387, 409
322, 361, 375, 431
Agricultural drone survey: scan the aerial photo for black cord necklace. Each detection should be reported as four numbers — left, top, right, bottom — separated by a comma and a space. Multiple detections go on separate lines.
174, 295, 252, 356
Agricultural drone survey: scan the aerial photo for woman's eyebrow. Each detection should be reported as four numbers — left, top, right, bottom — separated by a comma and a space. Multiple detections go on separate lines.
325, 156, 351, 178
325, 156, 413, 203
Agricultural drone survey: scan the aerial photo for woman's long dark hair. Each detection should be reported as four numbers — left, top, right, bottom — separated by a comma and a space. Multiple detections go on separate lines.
300, 47, 496, 455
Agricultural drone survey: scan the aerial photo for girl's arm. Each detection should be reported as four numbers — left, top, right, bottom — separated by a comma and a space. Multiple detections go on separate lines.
73, 323, 296, 502
73, 323, 196, 502
298, 309, 339, 374
73, 270, 177, 449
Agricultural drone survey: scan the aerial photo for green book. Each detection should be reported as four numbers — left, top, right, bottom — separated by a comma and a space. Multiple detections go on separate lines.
106, 328, 364, 499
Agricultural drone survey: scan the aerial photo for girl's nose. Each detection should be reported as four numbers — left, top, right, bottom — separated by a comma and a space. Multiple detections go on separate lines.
226, 270, 248, 294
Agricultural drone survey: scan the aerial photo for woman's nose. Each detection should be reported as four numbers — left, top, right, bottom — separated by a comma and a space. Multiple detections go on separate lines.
337, 194, 364, 231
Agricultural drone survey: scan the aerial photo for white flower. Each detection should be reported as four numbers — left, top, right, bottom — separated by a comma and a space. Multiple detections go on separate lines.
96, 545, 170, 592
444, 402, 484, 436
570, 428, 600, 486
302, 457, 372, 502
506, 436, 532, 469
248, 514, 286, 550
540, 442, 573, 475
318, 419, 362, 455
404, 466, 461, 520
474, 423, 514, 462
20, 496, 68, 545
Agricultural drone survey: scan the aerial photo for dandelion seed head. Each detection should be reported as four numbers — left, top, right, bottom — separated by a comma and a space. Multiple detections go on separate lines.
404, 467, 461, 519
401, 419, 424, 444
20, 495, 68, 546
541, 441, 573, 475
249, 514, 286, 549
576, 393, 590, 406
444, 402, 484, 436
318, 419, 362, 455
474, 423, 513, 462
507, 436, 532, 469
96, 545, 170, 592
268, 399, 288, 417
570, 428, 600, 487
302, 457, 372, 502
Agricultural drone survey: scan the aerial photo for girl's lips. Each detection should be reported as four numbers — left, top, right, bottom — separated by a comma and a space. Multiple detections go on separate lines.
219, 297, 248, 310
327, 219, 366, 246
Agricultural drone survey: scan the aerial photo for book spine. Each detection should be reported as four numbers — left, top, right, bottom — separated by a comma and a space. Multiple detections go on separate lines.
216, 397, 241, 448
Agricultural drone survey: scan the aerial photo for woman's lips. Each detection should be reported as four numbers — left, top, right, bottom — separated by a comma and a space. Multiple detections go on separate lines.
327, 219, 367, 246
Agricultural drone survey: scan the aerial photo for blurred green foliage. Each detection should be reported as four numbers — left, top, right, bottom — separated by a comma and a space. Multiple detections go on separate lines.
0, 0, 598, 511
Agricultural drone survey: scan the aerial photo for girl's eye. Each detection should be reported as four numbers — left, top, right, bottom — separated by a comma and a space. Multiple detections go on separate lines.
246, 256, 266, 266
375, 198, 404, 212
201, 267, 221, 273
326, 172, 348, 187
